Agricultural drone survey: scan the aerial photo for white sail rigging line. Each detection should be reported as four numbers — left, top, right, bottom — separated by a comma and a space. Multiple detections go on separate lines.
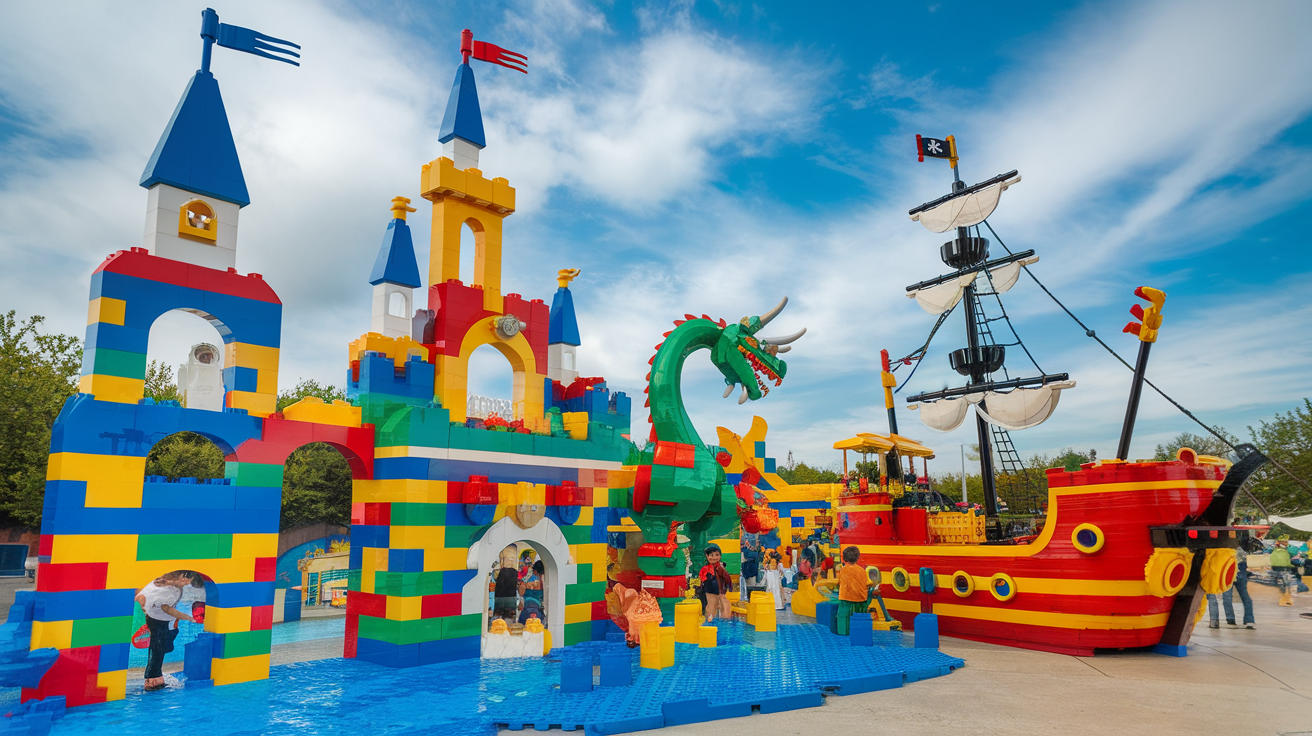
910, 173, 1022, 234
909, 380, 1076, 433
906, 256, 1039, 315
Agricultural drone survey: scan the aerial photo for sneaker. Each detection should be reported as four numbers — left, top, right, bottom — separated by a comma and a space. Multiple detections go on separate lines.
1225, 621, 1238, 628
1208, 623, 1219, 629
1245, 623, 1257, 629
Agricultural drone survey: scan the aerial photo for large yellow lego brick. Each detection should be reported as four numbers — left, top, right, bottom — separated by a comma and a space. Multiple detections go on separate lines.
205, 606, 252, 634
608, 469, 637, 489
347, 333, 427, 367
105, 558, 255, 590
359, 548, 386, 593
87, 297, 126, 327
564, 602, 592, 625
255, 368, 279, 395
712, 538, 740, 554
572, 543, 606, 568
423, 547, 467, 572
575, 507, 594, 526
386, 595, 423, 621
47, 453, 147, 508
97, 670, 127, 701
78, 374, 144, 404
592, 487, 609, 508
282, 397, 362, 428
225, 343, 279, 372
463, 168, 494, 204
226, 390, 275, 418
388, 525, 445, 550
353, 479, 444, 504
232, 534, 278, 558
212, 653, 270, 686
52, 534, 137, 564
491, 177, 516, 212
31, 620, 72, 649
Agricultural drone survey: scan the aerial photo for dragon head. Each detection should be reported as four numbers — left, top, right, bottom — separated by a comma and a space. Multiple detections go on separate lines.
713, 297, 806, 405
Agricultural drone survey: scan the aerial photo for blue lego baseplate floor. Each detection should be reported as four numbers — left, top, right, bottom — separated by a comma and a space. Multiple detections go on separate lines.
40, 622, 962, 735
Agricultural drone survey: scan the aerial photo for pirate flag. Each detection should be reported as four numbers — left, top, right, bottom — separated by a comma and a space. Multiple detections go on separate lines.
916, 134, 957, 164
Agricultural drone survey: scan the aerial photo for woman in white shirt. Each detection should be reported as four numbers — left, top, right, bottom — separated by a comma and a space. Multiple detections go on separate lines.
135, 572, 195, 691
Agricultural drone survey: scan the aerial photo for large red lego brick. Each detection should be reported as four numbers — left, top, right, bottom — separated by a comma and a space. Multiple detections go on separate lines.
36, 562, 108, 592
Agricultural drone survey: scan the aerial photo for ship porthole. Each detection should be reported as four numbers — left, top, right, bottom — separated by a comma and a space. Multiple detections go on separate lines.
1071, 523, 1105, 554
951, 571, 975, 598
989, 573, 1017, 602
891, 567, 911, 593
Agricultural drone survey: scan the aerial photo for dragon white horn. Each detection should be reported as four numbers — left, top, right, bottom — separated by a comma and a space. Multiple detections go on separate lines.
761, 327, 806, 345
758, 297, 788, 327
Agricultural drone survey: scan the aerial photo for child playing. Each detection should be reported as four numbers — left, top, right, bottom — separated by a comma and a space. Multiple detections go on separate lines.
699, 544, 733, 623
836, 546, 871, 636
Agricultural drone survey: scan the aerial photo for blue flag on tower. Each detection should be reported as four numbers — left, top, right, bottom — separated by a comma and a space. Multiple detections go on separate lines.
200, 8, 301, 72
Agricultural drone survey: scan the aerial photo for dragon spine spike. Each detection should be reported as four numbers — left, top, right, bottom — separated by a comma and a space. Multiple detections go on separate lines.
685, 314, 697, 321
662, 331, 672, 337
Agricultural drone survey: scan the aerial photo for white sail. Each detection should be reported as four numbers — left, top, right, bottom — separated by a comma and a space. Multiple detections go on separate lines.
909, 393, 981, 432
907, 256, 1039, 315
910, 173, 1022, 233
975, 381, 1076, 431
911, 380, 1074, 433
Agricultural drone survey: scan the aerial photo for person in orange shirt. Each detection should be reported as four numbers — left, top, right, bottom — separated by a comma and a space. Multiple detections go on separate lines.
835, 546, 871, 636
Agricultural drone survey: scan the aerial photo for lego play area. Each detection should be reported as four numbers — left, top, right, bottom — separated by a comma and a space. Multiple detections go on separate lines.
5, 4, 1307, 736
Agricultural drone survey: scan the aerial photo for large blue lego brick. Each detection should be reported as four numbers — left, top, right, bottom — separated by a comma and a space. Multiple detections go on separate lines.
40, 505, 277, 536
373, 457, 430, 480
141, 478, 237, 509
48, 395, 264, 457
661, 698, 751, 726
351, 525, 391, 549
428, 458, 582, 486
348, 353, 434, 403
33, 589, 134, 622
211, 581, 275, 609
356, 637, 419, 668
418, 635, 478, 665
388, 549, 424, 573
818, 671, 903, 695
222, 366, 259, 393
442, 569, 477, 591
42, 481, 87, 510
98, 642, 129, 673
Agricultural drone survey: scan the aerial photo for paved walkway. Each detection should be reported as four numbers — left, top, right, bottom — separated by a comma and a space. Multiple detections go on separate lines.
575, 583, 1312, 736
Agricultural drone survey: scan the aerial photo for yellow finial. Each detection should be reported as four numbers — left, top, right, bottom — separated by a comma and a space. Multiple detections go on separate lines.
557, 268, 581, 289
390, 196, 417, 221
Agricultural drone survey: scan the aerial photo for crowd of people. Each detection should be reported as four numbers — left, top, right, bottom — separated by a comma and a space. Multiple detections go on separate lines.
489, 546, 547, 630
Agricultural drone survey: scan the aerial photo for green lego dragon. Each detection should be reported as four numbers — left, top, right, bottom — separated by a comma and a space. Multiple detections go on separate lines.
625, 297, 804, 595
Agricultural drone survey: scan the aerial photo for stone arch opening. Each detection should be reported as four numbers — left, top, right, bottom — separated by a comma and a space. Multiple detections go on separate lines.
146, 309, 227, 411
462, 516, 577, 657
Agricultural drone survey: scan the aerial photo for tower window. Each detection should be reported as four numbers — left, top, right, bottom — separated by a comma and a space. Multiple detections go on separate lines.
388, 291, 408, 318
178, 200, 218, 243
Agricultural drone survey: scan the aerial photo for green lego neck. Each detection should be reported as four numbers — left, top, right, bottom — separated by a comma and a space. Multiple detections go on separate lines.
646, 318, 725, 448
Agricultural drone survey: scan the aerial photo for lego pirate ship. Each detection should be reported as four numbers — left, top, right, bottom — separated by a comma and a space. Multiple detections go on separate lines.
726, 137, 1268, 657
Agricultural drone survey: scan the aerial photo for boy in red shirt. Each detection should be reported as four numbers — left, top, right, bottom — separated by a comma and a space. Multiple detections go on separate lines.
699, 544, 733, 623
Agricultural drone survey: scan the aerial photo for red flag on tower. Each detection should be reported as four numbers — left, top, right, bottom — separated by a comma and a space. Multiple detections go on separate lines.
461, 29, 527, 73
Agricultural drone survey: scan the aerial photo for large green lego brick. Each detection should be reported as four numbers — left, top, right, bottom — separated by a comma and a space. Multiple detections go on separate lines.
608, 488, 631, 509
447, 424, 471, 449
562, 621, 593, 646
390, 503, 446, 526
357, 615, 443, 645
575, 563, 592, 585
406, 406, 452, 448
137, 534, 232, 561
347, 570, 362, 592
510, 432, 535, 456
87, 348, 147, 379
71, 616, 133, 648
220, 629, 273, 659
225, 462, 283, 487
560, 525, 592, 545
440, 613, 481, 640
720, 552, 741, 575
373, 571, 442, 597
565, 580, 606, 606
444, 524, 487, 549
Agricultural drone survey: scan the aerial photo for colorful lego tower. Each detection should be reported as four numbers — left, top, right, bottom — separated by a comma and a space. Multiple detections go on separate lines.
548, 270, 583, 385
417, 54, 547, 424
369, 197, 422, 339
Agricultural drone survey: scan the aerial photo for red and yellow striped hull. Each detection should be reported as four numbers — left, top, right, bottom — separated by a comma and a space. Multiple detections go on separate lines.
844, 460, 1224, 656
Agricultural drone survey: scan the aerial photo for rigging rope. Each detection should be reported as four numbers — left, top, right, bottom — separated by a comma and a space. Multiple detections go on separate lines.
890, 302, 958, 391
980, 219, 1312, 508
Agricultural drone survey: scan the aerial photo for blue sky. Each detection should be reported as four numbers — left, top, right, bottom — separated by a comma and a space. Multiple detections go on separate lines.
1, 0, 1310, 472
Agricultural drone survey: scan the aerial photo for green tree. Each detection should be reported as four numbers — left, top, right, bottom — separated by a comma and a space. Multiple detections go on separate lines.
144, 360, 182, 403
1153, 431, 1235, 461
144, 432, 225, 480
281, 443, 352, 529
0, 312, 82, 527
1246, 399, 1312, 515
853, 460, 881, 482
775, 461, 840, 485
277, 379, 346, 412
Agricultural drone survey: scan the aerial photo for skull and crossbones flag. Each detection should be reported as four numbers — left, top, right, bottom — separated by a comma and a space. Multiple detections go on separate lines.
916, 134, 956, 163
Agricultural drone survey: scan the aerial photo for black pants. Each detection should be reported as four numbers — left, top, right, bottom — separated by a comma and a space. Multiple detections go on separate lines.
144, 616, 172, 679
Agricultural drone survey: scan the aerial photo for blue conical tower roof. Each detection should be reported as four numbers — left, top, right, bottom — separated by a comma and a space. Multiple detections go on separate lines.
140, 71, 250, 207
369, 217, 422, 288
549, 285, 581, 346
438, 63, 486, 149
